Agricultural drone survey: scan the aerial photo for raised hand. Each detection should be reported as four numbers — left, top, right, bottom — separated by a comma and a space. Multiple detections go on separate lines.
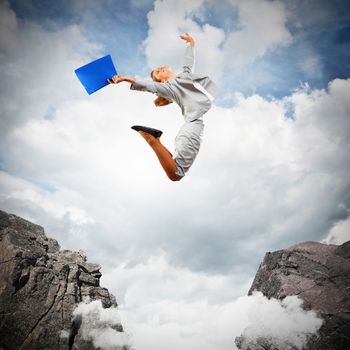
180, 33, 195, 47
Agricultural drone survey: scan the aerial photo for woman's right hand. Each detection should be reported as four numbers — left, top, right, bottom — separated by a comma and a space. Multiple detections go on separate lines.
108, 75, 124, 84
108, 75, 136, 85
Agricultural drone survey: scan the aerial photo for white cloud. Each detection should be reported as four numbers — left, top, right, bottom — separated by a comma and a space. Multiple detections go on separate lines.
0, 171, 93, 225
110, 273, 322, 350
321, 218, 350, 245
101, 253, 251, 350
72, 299, 131, 350
236, 292, 323, 350
143, 0, 225, 80
0, 1, 102, 134
1, 77, 350, 267
224, 0, 292, 65
101, 252, 252, 306
102, 256, 322, 350
143, 0, 292, 80
0, 3, 349, 350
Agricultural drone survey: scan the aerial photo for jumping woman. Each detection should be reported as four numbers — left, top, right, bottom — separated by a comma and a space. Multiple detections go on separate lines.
108, 33, 218, 181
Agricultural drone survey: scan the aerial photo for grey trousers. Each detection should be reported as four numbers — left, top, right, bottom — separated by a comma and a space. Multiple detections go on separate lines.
174, 118, 204, 178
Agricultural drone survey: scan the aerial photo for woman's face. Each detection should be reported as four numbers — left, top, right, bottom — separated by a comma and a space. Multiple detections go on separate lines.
152, 66, 173, 82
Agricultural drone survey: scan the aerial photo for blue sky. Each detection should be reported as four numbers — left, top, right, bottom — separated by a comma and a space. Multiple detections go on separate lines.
1, 1, 350, 349
9, 0, 350, 99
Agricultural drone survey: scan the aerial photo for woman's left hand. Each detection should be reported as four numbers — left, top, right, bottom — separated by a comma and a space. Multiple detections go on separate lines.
180, 33, 195, 47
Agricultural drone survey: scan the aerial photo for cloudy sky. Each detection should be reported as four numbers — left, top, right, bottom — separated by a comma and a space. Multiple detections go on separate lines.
1, 0, 350, 349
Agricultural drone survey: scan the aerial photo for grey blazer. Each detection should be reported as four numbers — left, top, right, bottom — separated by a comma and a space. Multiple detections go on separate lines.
130, 45, 218, 122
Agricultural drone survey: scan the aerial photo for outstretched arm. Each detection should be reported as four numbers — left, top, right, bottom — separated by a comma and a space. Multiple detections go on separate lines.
108, 75, 176, 102
180, 33, 195, 73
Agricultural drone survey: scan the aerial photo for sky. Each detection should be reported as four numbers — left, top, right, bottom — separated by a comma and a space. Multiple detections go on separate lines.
0, 0, 350, 349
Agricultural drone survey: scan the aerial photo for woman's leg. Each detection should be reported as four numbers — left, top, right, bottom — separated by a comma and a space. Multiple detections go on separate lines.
172, 119, 204, 178
138, 131, 180, 181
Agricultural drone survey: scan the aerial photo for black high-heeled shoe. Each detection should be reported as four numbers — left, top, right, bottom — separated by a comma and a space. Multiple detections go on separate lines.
131, 125, 163, 138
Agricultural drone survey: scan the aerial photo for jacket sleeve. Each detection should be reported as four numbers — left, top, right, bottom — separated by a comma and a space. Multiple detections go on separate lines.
182, 45, 195, 73
130, 80, 176, 101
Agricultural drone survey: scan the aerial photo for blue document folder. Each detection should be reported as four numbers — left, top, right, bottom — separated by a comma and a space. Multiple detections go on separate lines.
75, 55, 117, 95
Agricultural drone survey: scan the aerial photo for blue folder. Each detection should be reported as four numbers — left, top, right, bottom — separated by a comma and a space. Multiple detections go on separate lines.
75, 55, 117, 95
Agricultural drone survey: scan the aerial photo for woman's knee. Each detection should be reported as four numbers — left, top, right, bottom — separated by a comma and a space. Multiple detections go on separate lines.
167, 172, 182, 182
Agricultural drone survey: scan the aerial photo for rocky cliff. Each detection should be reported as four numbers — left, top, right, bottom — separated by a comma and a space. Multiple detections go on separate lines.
0, 209, 125, 349
235, 241, 350, 350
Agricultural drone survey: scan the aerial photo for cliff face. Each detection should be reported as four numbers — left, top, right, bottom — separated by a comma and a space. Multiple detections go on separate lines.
235, 241, 350, 350
0, 210, 123, 350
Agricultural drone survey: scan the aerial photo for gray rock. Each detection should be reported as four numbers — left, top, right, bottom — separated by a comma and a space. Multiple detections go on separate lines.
78, 271, 99, 286
235, 241, 350, 350
235, 335, 289, 350
0, 209, 127, 349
